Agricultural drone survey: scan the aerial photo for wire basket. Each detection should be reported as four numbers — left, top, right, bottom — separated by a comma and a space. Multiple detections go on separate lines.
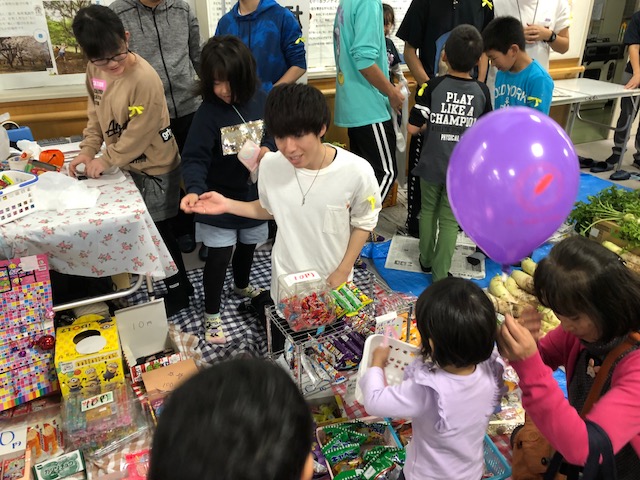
0, 171, 38, 225
354, 334, 421, 404
483, 433, 512, 479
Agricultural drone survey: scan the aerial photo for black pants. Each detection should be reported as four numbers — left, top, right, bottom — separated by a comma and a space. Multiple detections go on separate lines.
170, 113, 196, 239
155, 217, 192, 296
348, 120, 397, 200
405, 134, 422, 236
203, 243, 257, 314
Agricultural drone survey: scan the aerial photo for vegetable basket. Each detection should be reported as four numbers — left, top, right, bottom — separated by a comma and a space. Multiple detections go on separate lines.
0, 171, 38, 225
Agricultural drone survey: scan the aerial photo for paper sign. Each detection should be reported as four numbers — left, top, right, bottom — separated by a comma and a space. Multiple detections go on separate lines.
0, 425, 27, 457
80, 391, 114, 413
141, 359, 198, 395
283, 271, 320, 287
115, 299, 169, 361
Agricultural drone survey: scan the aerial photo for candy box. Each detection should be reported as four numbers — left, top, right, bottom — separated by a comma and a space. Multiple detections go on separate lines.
54, 315, 125, 398
307, 392, 348, 427
114, 299, 187, 385
61, 384, 148, 458
33, 449, 85, 480
278, 271, 337, 332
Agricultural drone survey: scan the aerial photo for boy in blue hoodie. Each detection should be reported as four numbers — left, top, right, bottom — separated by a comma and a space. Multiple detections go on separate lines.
215, 0, 306, 92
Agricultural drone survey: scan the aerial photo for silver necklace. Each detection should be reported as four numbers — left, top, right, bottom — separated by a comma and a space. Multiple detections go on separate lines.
294, 145, 327, 206
515, 0, 540, 29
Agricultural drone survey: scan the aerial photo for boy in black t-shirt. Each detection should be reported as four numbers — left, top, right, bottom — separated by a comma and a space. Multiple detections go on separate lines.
397, 0, 494, 237
407, 25, 492, 282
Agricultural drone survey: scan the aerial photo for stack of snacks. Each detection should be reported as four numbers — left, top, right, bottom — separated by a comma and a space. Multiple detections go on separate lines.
283, 327, 367, 389
332, 282, 373, 318
317, 419, 404, 479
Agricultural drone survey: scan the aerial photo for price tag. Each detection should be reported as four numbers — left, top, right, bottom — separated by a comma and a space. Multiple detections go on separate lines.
80, 391, 114, 412
283, 270, 320, 287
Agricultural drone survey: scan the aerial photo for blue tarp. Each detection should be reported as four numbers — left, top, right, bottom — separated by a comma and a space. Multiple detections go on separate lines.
362, 173, 626, 297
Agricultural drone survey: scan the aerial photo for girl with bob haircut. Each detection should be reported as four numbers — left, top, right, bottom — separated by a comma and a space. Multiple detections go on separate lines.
499, 235, 640, 478
181, 35, 274, 343
360, 277, 504, 480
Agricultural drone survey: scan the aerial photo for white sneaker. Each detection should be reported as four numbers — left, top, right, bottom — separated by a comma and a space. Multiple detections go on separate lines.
233, 284, 263, 299
204, 313, 226, 344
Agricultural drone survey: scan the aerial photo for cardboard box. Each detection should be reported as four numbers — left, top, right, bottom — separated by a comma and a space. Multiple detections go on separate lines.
114, 299, 187, 384
140, 358, 199, 400
55, 315, 125, 398
588, 220, 640, 256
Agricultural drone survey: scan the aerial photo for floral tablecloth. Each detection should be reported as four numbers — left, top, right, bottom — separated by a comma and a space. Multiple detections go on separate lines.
0, 175, 177, 280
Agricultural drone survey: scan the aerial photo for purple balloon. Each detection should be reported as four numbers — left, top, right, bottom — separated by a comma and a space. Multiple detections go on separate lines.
447, 107, 579, 265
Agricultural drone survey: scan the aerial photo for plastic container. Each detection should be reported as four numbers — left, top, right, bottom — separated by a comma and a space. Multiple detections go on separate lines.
483, 433, 512, 479
355, 334, 420, 404
278, 270, 337, 332
0, 170, 38, 225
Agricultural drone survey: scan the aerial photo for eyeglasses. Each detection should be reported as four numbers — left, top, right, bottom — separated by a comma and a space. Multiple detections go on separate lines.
90, 50, 129, 67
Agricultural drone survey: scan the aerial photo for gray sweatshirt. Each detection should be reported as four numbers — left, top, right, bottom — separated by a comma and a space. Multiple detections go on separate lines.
110, 0, 202, 119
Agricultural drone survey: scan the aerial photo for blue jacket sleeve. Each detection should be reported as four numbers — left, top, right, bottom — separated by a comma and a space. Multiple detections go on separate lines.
280, 9, 306, 69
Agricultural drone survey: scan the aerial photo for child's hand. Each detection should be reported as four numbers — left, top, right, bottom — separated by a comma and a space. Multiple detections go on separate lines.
192, 191, 228, 215
69, 153, 93, 178
180, 193, 199, 213
371, 345, 390, 369
85, 158, 108, 178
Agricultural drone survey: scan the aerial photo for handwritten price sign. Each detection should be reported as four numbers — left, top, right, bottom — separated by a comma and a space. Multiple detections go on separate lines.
80, 391, 114, 412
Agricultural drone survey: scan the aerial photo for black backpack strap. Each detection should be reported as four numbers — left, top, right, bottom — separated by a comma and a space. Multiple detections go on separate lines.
582, 420, 617, 480
543, 451, 564, 480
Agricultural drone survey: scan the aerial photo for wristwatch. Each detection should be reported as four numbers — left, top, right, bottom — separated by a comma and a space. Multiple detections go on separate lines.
545, 31, 557, 43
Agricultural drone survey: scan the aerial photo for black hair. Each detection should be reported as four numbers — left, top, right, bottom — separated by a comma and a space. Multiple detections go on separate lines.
445, 24, 484, 73
148, 358, 313, 480
481, 16, 526, 54
382, 3, 395, 27
72, 5, 126, 60
265, 83, 331, 138
415, 277, 497, 368
534, 236, 640, 343
198, 35, 259, 105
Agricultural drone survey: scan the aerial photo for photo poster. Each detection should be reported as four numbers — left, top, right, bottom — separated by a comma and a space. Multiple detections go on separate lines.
0, 0, 115, 89
204, 0, 411, 75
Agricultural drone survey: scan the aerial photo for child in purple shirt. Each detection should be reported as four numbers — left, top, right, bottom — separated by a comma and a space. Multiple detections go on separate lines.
360, 277, 504, 480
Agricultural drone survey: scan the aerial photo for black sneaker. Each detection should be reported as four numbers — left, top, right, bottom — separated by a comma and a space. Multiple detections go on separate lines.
198, 244, 209, 262
419, 259, 432, 273
177, 234, 196, 253
633, 159, 640, 169
605, 153, 620, 165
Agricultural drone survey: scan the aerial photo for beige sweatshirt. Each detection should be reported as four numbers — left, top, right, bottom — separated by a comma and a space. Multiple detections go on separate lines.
79, 54, 180, 176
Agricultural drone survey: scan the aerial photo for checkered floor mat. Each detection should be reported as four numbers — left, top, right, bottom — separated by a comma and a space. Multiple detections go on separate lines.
123, 247, 374, 365
124, 250, 273, 365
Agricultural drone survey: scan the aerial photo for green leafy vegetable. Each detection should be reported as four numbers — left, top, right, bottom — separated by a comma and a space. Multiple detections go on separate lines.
567, 186, 640, 249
